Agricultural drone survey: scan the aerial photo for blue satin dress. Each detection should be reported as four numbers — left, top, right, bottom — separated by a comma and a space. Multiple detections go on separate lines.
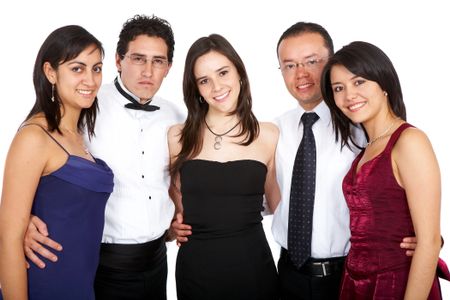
0, 125, 114, 300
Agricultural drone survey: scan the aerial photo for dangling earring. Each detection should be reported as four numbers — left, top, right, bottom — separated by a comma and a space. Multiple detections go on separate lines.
51, 84, 55, 102
383, 91, 388, 97
198, 96, 205, 104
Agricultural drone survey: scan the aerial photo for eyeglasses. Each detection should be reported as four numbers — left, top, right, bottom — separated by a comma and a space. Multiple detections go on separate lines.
122, 54, 169, 69
279, 57, 327, 74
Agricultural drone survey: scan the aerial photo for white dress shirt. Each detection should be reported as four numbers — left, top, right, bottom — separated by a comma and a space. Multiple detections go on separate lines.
272, 100, 363, 259
85, 77, 185, 244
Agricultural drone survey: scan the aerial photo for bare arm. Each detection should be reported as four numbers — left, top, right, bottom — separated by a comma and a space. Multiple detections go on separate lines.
393, 128, 441, 299
167, 178, 192, 246
263, 123, 281, 213
167, 124, 192, 246
400, 236, 444, 256
0, 127, 49, 299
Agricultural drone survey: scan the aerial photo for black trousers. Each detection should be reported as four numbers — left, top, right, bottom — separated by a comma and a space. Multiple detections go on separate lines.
278, 249, 344, 300
94, 234, 168, 300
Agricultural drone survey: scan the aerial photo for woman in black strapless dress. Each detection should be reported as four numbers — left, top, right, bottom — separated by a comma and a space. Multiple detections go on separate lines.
168, 34, 280, 300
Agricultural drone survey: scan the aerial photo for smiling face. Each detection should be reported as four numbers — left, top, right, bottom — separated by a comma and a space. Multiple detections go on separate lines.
194, 51, 241, 115
278, 32, 330, 111
330, 64, 389, 124
45, 44, 103, 110
116, 34, 171, 103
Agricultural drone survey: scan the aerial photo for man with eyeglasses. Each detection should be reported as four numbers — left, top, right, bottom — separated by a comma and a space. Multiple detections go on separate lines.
23, 14, 184, 300
272, 22, 417, 299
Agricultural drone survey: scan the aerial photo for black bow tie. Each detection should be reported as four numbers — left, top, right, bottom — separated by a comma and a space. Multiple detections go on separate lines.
124, 102, 160, 112
114, 77, 160, 112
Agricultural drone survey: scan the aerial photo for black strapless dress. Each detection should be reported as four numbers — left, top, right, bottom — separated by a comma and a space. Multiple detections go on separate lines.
176, 159, 278, 300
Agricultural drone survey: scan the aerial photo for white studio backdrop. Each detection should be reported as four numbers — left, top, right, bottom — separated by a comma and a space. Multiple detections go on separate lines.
0, 0, 448, 298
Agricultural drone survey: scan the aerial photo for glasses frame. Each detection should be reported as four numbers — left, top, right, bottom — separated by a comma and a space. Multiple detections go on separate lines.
279, 56, 328, 74
122, 53, 169, 69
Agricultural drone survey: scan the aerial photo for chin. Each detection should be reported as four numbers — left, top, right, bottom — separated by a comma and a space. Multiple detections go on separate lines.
346, 115, 364, 124
138, 93, 155, 101
81, 100, 96, 109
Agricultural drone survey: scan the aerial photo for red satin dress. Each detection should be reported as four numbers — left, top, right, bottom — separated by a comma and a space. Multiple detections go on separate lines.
339, 123, 442, 299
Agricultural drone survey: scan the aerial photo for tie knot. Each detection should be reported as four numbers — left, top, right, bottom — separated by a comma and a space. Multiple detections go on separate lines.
301, 112, 319, 128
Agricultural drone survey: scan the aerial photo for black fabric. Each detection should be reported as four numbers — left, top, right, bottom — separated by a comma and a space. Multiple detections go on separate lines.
280, 248, 345, 277
94, 234, 168, 300
288, 112, 319, 269
278, 250, 343, 300
97, 233, 166, 272
176, 160, 278, 300
94, 258, 167, 300
114, 77, 160, 112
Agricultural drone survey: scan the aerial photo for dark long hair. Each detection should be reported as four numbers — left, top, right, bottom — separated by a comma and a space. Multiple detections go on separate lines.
170, 34, 259, 176
27, 25, 104, 137
321, 41, 406, 149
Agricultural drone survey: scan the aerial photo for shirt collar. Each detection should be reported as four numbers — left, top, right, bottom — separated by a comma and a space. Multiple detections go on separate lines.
295, 100, 331, 128
115, 75, 154, 105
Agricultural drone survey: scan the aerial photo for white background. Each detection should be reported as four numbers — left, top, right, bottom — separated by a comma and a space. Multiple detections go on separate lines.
0, 0, 448, 298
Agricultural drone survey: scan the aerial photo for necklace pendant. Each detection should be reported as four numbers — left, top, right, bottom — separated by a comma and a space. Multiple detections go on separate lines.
213, 135, 222, 150
204, 119, 240, 151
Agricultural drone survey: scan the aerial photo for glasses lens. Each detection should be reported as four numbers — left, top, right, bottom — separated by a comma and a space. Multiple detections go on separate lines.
128, 54, 146, 65
151, 58, 168, 69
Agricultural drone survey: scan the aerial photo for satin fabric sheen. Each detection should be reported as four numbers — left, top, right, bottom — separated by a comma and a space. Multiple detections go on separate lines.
25, 156, 113, 299
339, 123, 441, 299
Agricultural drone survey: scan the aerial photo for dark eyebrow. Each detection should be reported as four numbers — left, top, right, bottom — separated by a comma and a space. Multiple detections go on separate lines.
281, 54, 320, 64
195, 66, 231, 83
331, 75, 359, 86
216, 66, 229, 73
304, 54, 319, 60
67, 60, 103, 68
196, 75, 207, 83
130, 53, 167, 60
68, 61, 87, 66
152, 55, 168, 60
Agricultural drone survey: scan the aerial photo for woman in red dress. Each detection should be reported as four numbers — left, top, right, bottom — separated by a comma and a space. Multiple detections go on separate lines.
321, 41, 442, 299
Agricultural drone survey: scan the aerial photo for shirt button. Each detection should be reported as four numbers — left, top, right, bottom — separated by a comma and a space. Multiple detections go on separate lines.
142, 151, 144, 155
141, 128, 143, 132
141, 175, 144, 178
149, 196, 152, 200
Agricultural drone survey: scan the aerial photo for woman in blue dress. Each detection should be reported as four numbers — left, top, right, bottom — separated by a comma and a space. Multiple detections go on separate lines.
0, 25, 113, 300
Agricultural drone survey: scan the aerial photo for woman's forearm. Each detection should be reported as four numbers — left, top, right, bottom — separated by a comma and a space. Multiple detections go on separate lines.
0, 237, 28, 300
404, 238, 441, 300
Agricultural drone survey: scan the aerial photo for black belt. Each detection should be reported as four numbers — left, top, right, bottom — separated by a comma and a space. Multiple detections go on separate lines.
281, 248, 345, 277
99, 233, 167, 272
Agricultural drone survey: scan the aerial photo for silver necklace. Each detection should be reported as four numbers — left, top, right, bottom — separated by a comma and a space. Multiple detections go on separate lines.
365, 121, 396, 147
204, 120, 240, 150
